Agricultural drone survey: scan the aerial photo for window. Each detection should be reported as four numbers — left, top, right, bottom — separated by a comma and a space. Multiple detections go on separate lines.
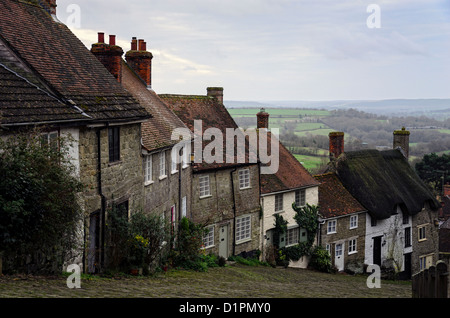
41, 131, 59, 151
181, 196, 187, 218
326, 244, 331, 255
236, 215, 251, 243
371, 216, 377, 227
348, 239, 357, 254
327, 220, 336, 234
199, 175, 211, 198
275, 194, 283, 212
143, 155, 152, 184
108, 127, 120, 162
402, 212, 409, 224
419, 255, 433, 270
295, 189, 306, 207
350, 215, 358, 229
286, 227, 299, 246
405, 227, 411, 247
203, 226, 214, 248
238, 169, 250, 189
335, 243, 343, 257
171, 149, 178, 174
159, 151, 166, 178
418, 225, 426, 241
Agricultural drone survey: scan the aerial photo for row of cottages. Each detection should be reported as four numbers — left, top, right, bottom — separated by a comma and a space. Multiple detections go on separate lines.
0, 0, 152, 272
315, 130, 441, 277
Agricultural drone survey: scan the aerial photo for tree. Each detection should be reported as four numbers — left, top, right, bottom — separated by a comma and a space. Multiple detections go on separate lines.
0, 130, 83, 274
415, 153, 450, 197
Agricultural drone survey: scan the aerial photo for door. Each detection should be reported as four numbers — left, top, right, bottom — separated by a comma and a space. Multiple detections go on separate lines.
334, 242, 344, 271
404, 253, 412, 279
88, 211, 100, 274
219, 224, 229, 259
373, 236, 382, 266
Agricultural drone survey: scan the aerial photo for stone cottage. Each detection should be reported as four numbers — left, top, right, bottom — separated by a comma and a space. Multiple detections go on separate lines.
0, 0, 151, 273
313, 172, 368, 272
327, 130, 441, 277
160, 88, 261, 259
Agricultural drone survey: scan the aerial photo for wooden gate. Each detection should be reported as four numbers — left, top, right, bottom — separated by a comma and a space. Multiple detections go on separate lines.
412, 261, 449, 298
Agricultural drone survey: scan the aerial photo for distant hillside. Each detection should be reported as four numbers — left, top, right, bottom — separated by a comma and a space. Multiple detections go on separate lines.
225, 99, 450, 119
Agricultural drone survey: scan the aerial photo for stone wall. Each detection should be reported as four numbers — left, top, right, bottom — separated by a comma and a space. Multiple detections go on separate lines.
192, 164, 261, 258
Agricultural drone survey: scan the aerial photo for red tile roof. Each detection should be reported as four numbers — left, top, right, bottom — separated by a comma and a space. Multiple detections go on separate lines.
121, 63, 187, 152
260, 131, 320, 194
0, 0, 150, 124
160, 93, 254, 171
314, 172, 366, 218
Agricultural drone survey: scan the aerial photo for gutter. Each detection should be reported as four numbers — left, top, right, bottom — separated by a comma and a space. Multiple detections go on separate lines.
96, 128, 107, 270
230, 167, 237, 256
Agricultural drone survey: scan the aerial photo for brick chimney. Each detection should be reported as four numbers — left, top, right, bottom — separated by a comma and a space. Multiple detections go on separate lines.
329, 132, 344, 159
41, 0, 57, 16
125, 37, 153, 88
207, 87, 224, 104
91, 32, 124, 83
256, 108, 269, 129
393, 127, 410, 159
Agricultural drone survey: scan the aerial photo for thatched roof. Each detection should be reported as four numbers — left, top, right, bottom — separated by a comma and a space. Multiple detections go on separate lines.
334, 149, 440, 220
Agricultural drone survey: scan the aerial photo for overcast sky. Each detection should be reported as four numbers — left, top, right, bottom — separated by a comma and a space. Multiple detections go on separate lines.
56, 0, 450, 102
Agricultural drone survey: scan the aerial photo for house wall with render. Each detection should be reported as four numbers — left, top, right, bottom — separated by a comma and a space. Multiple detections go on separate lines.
260, 185, 319, 268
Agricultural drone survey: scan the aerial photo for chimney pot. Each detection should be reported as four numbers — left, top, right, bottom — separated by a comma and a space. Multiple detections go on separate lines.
142, 41, 147, 51
329, 132, 344, 159
98, 32, 105, 43
109, 35, 116, 46
138, 39, 145, 51
131, 37, 137, 51
256, 108, 269, 129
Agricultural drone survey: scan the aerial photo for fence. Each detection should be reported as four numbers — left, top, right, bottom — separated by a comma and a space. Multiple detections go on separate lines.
412, 261, 449, 298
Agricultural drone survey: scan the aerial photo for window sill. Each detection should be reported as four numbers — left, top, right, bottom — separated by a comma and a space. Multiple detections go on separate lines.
108, 160, 122, 167
144, 180, 154, 186
236, 238, 251, 245
200, 194, 212, 199
348, 251, 357, 255
159, 175, 167, 181
274, 210, 284, 214
202, 245, 215, 250
239, 186, 251, 190
171, 170, 178, 175
327, 231, 336, 235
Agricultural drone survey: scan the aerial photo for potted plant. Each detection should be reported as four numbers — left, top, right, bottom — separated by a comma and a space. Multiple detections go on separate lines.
129, 235, 148, 275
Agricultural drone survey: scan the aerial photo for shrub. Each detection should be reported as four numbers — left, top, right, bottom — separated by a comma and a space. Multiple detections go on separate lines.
309, 245, 334, 273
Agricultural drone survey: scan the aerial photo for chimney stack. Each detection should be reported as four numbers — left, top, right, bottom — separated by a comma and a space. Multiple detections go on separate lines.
42, 0, 57, 16
256, 108, 269, 129
329, 132, 344, 160
91, 32, 124, 83
125, 37, 153, 88
206, 87, 224, 104
393, 127, 410, 159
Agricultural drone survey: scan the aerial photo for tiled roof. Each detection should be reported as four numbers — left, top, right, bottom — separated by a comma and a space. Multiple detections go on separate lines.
260, 131, 320, 194
313, 172, 366, 218
0, 0, 150, 125
160, 93, 254, 171
121, 62, 188, 152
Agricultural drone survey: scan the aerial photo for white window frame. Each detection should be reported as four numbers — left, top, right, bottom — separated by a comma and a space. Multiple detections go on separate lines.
286, 226, 299, 247
181, 196, 187, 218
238, 169, 251, 189
295, 189, 306, 207
327, 220, 336, 234
202, 225, 214, 249
418, 225, 427, 242
236, 215, 251, 243
275, 193, 283, 212
199, 175, 211, 198
349, 215, 358, 229
159, 151, 167, 179
143, 154, 153, 185
348, 238, 357, 254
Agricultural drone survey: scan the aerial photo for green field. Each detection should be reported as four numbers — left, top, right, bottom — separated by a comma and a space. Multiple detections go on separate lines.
293, 154, 327, 171
227, 107, 331, 117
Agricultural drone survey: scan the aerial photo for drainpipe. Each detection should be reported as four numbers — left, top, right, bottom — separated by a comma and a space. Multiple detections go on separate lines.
96, 128, 106, 270
230, 168, 237, 256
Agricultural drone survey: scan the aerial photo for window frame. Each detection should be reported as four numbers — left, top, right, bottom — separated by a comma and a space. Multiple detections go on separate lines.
327, 219, 337, 234
108, 126, 120, 163
404, 227, 411, 247
159, 151, 167, 179
286, 226, 299, 247
348, 238, 357, 255
418, 225, 427, 242
238, 169, 251, 189
274, 193, 284, 212
143, 154, 153, 185
349, 215, 358, 229
199, 175, 211, 198
236, 214, 252, 243
295, 189, 306, 207
202, 225, 215, 249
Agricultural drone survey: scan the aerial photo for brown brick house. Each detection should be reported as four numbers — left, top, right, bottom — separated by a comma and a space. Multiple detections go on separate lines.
0, 0, 151, 273
160, 89, 261, 259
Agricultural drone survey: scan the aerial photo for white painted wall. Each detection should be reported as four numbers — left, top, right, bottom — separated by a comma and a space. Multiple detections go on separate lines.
60, 128, 80, 178
260, 185, 319, 268
364, 206, 412, 272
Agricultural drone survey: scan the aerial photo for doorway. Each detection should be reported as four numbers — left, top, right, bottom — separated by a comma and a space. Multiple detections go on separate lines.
373, 236, 382, 266
334, 242, 345, 271
219, 224, 229, 259
88, 210, 100, 274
